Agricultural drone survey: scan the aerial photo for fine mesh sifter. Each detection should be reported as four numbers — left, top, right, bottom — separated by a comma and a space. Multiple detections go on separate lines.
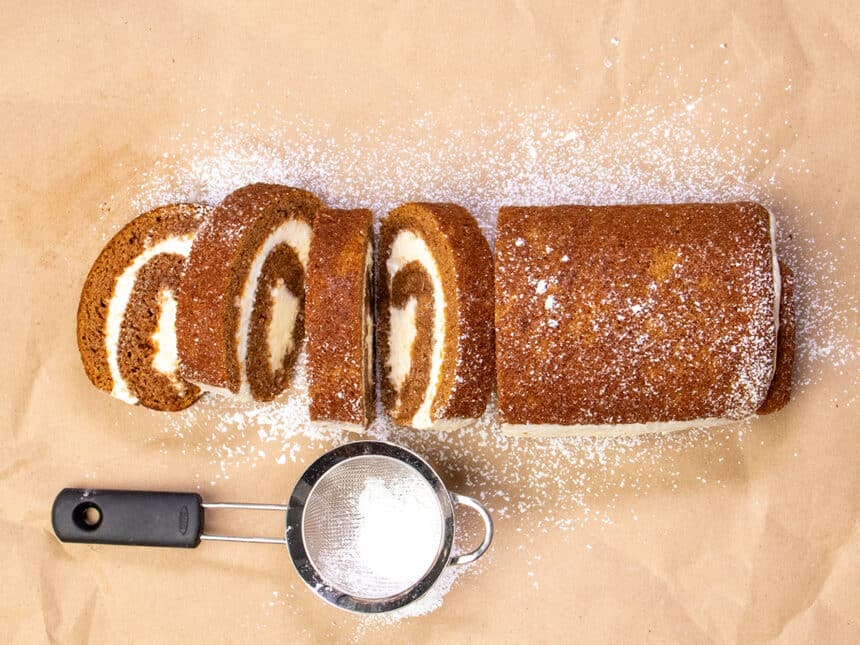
52, 441, 493, 613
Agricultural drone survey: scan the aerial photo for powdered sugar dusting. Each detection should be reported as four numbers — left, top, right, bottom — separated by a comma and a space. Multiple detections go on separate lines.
160, 354, 346, 482
119, 88, 858, 625
495, 203, 779, 425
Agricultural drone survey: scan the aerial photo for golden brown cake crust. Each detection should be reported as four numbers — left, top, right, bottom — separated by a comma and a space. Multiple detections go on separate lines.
378, 203, 495, 424
176, 183, 320, 393
758, 262, 795, 414
305, 208, 375, 427
495, 202, 780, 426
77, 203, 208, 411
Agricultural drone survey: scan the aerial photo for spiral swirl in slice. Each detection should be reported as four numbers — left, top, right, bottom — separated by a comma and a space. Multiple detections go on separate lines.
378, 203, 494, 429
177, 183, 320, 401
77, 203, 210, 411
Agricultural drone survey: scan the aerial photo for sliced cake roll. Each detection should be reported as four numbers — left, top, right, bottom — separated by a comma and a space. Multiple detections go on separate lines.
77, 203, 210, 411
378, 203, 494, 430
305, 208, 375, 430
495, 202, 794, 437
176, 183, 321, 401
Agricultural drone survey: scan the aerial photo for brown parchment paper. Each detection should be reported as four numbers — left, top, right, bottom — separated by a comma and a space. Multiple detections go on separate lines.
1, 2, 859, 643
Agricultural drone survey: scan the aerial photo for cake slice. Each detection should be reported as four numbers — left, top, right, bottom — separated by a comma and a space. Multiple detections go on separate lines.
378, 203, 494, 429
305, 209, 375, 430
495, 202, 793, 437
77, 203, 210, 411
176, 183, 321, 401
757, 261, 795, 414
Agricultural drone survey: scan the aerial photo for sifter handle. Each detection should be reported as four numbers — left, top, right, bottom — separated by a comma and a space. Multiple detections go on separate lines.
52, 488, 204, 548
449, 493, 494, 565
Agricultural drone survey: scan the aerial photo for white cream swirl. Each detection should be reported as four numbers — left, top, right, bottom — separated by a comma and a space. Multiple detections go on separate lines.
385, 230, 448, 429
105, 235, 194, 404
234, 219, 311, 399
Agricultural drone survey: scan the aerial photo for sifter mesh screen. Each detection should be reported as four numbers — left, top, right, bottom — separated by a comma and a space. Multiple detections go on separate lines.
301, 455, 445, 599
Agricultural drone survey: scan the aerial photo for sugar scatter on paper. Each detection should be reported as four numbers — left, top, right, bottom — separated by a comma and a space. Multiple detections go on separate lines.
120, 84, 857, 625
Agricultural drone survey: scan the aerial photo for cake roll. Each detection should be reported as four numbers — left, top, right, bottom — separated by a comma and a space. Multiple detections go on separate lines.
495, 202, 794, 437
77, 203, 210, 411
378, 203, 494, 430
305, 208, 375, 430
176, 183, 321, 401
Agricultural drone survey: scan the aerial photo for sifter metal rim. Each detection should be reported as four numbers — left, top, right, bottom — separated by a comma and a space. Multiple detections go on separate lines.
285, 441, 455, 614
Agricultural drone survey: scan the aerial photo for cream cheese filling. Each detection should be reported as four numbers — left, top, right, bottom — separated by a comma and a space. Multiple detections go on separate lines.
151, 289, 180, 378
267, 279, 300, 374
105, 235, 194, 404
386, 230, 447, 429
388, 297, 418, 392
235, 219, 311, 398
768, 208, 781, 389
502, 417, 738, 437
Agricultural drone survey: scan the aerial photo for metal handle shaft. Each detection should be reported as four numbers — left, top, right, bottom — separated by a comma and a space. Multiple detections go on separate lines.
200, 501, 289, 545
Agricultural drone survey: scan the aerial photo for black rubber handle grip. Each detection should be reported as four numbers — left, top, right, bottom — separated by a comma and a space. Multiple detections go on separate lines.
52, 488, 204, 548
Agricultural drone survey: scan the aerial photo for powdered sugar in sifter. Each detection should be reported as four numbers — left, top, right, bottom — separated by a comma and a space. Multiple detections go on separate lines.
52, 441, 493, 613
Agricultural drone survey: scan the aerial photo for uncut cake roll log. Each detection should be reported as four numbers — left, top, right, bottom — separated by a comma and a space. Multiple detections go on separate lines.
177, 183, 321, 401
378, 203, 495, 430
495, 202, 794, 437
77, 203, 210, 411
306, 208, 375, 430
